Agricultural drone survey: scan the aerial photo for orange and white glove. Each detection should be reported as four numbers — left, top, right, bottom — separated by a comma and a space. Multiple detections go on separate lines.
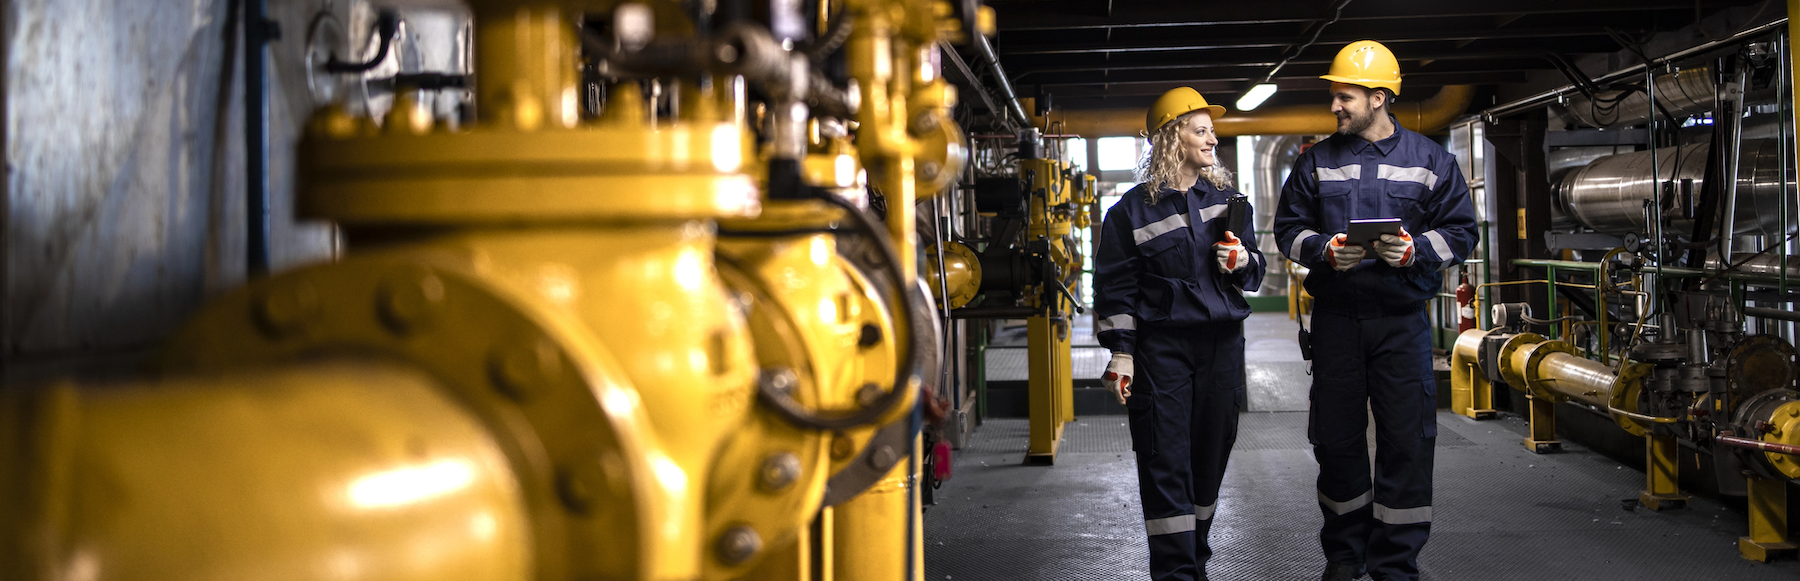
1213, 231, 1247, 274
1325, 233, 1366, 271
1373, 228, 1415, 267
1103, 352, 1133, 405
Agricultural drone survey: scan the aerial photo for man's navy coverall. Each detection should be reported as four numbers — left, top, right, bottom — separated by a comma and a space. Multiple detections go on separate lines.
1273, 117, 1479, 581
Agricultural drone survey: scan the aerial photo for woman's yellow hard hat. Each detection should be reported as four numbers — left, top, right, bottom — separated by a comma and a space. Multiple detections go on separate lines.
1146, 87, 1226, 134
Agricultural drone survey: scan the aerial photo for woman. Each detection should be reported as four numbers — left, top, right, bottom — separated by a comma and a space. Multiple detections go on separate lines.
1092, 87, 1265, 581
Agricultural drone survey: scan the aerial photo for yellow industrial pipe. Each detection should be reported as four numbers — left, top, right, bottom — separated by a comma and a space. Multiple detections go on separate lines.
1032, 85, 1475, 138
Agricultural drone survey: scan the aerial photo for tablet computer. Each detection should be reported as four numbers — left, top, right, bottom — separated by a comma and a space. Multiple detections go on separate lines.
1345, 218, 1403, 247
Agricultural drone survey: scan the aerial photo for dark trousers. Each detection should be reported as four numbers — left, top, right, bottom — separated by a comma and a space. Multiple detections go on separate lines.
1127, 322, 1246, 581
1308, 309, 1437, 581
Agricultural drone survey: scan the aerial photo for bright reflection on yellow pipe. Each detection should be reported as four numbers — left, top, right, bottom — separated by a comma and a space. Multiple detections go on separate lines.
348, 459, 477, 509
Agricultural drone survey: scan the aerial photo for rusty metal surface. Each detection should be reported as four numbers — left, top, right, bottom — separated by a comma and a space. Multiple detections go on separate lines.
5, 0, 343, 369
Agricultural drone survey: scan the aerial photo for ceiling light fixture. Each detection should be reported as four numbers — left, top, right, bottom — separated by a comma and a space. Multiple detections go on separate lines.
1236, 83, 1279, 111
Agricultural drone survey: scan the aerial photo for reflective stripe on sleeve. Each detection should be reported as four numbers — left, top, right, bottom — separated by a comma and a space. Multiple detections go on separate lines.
1133, 213, 1190, 245
1145, 514, 1197, 536
1318, 489, 1373, 515
1196, 203, 1229, 223
1374, 503, 1433, 525
1098, 314, 1135, 333
1315, 165, 1362, 182
1376, 164, 1439, 189
1421, 229, 1453, 264
1288, 229, 1320, 262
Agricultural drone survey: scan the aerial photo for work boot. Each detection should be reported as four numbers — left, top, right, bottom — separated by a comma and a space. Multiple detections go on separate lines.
1320, 563, 1366, 581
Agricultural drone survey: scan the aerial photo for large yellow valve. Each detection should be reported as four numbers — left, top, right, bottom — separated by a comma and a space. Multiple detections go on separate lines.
2, 0, 977, 579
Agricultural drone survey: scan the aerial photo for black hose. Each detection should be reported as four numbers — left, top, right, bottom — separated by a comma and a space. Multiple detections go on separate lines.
804, 11, 855, 62
326, 11, 399, 74
751, 193, 924, 431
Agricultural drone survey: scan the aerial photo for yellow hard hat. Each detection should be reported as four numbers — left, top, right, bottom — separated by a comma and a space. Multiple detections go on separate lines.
1146, 87, 1226, 134
1320, 40, 1402, 95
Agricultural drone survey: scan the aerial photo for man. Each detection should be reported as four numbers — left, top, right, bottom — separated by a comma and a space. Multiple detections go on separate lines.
1094, 87, 1264, 581
1273, 40, 1479, 581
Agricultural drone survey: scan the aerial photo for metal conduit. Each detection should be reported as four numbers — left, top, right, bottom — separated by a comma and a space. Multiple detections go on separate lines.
1719, 434, 1800, 456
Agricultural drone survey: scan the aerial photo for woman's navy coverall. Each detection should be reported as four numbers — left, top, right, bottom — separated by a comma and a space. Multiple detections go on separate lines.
1273, 118, 1479, 581
1093, 179, 1265, 581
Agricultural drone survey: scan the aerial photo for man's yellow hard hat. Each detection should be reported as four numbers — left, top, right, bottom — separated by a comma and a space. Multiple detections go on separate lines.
1320, 40, 1402, 95
1146, 87, 1226, 134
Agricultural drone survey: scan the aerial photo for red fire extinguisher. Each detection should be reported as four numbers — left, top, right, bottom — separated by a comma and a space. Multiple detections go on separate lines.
1455, 269, 1477, 332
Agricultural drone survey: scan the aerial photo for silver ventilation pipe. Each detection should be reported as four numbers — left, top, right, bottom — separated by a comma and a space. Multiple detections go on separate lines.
1555, 139, 1795, 237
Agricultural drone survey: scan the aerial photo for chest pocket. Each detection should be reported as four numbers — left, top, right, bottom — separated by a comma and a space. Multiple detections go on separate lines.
1137, 230, 1194, 281
1316, 182, 1354, 234
1384, 184, 1425, 223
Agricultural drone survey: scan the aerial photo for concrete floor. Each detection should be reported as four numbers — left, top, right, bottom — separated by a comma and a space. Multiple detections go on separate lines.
926, 314, 1800, 580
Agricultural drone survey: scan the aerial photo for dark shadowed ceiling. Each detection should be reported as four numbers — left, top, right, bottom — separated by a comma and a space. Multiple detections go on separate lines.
974, 0, 1776, 115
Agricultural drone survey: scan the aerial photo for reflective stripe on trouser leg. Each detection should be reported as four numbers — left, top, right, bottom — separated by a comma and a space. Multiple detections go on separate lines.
1131, 325, 1243, 581
1365, 311, 1437, 581
1309, 310, 1373, 567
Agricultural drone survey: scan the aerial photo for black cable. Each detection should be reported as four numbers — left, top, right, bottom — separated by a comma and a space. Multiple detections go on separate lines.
751, 193, 923, 432
803, 11, 855, 62
326, 11, 399, 74
1258, 0, 1352, 84
1693, 229, 1800, 287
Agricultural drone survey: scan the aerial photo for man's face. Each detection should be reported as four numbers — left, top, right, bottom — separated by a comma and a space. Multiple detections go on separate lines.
1329, 83, 1381, 136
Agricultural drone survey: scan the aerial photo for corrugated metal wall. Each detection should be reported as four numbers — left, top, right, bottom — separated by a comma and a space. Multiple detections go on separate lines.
5, 0, 347, 376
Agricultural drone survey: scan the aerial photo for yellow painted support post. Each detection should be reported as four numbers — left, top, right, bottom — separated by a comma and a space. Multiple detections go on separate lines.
831, 436, 921, 581
1524, 395, 1562, 453
1027, 306, 1070, 463
1449, 330, 1496, 420
817, 507, 834, 581
1638, 433, 1688, 510
1741, 475, 1798, 561
1791, 0, 1800, 200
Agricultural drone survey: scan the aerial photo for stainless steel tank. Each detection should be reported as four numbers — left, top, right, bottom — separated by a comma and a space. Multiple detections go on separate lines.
1555, 139, 1794, 237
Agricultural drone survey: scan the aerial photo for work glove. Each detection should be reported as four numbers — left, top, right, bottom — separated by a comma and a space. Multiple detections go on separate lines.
1324, 233, 1366, 271
1213, 231, 1247, 274
1103, 352, 1133, 405
1372, 228, 1415, 267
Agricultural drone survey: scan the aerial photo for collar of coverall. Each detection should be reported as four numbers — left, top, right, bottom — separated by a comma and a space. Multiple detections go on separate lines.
1346, 113, 1406, 157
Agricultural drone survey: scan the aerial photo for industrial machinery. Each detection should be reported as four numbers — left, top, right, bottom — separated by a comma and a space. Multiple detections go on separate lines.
924, 128, 1095, 463
1463, 18, 1800, 562
1, 0, 985, 579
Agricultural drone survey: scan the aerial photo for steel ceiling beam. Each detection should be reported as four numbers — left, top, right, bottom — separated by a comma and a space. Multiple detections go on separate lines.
989, 0, 1756, 31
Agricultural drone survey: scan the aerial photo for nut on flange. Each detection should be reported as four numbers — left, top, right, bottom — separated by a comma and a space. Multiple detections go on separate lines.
715, 525, 762, 565
377, 268, 447, 334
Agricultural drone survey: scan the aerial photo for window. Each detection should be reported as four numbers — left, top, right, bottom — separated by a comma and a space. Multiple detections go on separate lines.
1096, 136, 1141, 171
1063, 137, 1088, 172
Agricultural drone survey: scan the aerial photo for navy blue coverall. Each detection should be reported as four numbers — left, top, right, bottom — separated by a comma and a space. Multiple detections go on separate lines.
1094, 179, 1265, 581
1273, 117, 1479, 581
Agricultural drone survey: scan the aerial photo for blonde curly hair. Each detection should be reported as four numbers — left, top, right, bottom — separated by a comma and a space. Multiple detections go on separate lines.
1136, 111, 1235, 204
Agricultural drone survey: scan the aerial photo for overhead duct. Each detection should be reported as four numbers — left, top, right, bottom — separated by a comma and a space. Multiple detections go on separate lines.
1555, 138, 1794, 236
1032, 85, 1474, 138
1552, 65, 1718, 130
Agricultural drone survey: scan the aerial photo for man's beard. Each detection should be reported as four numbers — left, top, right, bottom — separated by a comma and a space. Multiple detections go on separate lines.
1337, 109, 1374, 136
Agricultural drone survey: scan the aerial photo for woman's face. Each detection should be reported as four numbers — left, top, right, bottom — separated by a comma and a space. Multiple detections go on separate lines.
1177, 111, 1219, 171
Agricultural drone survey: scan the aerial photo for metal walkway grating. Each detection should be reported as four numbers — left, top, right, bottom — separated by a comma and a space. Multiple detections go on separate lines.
928, 412, 1800, 580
